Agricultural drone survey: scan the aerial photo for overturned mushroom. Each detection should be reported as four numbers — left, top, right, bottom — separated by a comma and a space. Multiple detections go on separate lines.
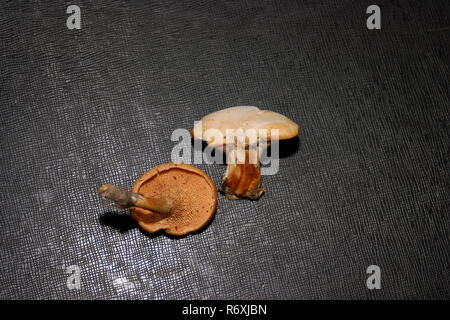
98, 162, 217, 236
192, 106, 299, 200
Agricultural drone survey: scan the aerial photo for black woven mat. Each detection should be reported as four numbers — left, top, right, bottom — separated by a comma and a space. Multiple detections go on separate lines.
1, 0, 449, 299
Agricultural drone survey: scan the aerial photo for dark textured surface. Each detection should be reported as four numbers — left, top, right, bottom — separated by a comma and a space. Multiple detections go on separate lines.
0, 0, 449, 299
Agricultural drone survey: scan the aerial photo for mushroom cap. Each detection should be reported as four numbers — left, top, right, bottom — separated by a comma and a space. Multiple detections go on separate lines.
130, 162, 217, 236
192, 106, 299, 147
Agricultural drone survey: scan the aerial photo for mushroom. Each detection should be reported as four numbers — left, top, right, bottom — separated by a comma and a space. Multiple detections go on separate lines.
98, 162, 217, 236
192, 106, 299, 200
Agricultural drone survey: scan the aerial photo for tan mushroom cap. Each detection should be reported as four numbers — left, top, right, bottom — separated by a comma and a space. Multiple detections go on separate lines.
130, 162, 217, 236
192, 106, 299, 147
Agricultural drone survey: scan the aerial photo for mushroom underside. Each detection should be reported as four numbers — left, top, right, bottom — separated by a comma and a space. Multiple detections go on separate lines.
131, 163, 217, 236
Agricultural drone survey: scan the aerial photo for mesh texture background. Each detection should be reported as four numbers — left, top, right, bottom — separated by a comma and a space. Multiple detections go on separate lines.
0, 0, 449, 299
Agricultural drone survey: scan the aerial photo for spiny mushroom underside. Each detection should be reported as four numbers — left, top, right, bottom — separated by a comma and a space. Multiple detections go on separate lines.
130, 162, 217, 236
220, 151, 265, 200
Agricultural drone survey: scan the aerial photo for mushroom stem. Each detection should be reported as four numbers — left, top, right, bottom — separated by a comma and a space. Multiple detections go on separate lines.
98, 184, 173, 214
219, 148, 265, 200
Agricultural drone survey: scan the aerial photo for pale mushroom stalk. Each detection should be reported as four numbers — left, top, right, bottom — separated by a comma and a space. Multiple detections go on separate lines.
98, 184, 173, 214
219, 143, 265, 200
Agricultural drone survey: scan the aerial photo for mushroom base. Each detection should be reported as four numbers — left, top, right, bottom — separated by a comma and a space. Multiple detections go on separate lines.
220, 162, 265, 200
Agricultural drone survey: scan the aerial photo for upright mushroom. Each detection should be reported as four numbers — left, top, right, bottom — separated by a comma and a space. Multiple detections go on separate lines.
192, 106, 299, 200
98, 162, 217, 236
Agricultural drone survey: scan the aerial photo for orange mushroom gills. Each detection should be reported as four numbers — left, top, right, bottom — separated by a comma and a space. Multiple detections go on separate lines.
130, 162, 217, 236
